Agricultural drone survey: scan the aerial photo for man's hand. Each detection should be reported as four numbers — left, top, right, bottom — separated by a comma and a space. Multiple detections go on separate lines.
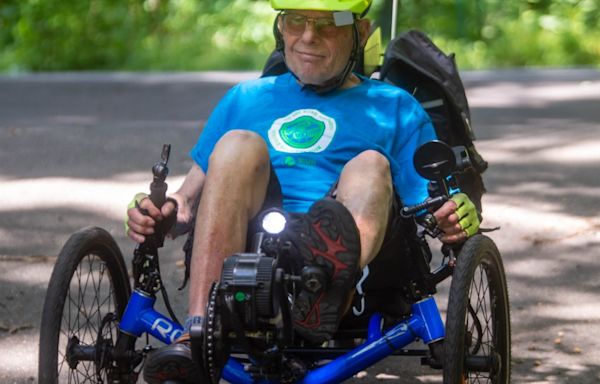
125, 192, 179, 243
433, 193, 480, 243
125, 164, 206, 244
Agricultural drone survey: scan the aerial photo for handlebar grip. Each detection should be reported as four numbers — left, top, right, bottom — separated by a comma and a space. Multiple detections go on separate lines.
148, 144, 171, 209
149, 180, 168, 209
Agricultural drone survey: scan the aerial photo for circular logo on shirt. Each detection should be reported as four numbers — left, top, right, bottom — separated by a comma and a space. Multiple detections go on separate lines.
268, 109, 336, 153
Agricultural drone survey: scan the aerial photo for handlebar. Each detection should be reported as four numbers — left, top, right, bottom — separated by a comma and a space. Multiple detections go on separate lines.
132, 144, 181, 324
149, 144, 171, 209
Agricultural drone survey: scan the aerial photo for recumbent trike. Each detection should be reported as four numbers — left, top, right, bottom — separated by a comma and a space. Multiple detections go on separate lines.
38, 139, 511, 384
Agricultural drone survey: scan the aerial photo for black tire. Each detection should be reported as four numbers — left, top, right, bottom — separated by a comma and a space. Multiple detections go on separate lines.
443, 234, 511, 383
38, 227, 132, 383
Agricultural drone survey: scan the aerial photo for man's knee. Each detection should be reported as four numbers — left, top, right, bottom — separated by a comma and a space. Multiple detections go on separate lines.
337, 150, 393, 208
344, 150, 392, 181
210, 130, 269, 168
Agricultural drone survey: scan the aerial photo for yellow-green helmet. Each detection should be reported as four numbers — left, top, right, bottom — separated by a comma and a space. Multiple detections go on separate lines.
270, 0, 372, 16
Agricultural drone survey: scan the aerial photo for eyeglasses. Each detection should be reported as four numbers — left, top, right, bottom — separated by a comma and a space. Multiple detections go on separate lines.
280, 12, 352, 38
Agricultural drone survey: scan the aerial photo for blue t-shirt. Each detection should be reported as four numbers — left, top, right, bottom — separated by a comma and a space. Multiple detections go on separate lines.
190, 72, 437, 213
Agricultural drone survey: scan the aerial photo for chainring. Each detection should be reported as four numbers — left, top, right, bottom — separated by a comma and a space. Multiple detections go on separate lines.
203, 282, 229, 384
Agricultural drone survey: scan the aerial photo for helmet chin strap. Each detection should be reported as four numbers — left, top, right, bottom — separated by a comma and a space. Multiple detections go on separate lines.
275, 21, 361, 94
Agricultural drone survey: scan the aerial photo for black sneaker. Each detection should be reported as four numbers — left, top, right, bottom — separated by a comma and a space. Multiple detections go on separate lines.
288, 197, 361, 343
143, 335, 203, 384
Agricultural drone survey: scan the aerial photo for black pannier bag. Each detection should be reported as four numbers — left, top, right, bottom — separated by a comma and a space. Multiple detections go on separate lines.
380, 29, 488, 212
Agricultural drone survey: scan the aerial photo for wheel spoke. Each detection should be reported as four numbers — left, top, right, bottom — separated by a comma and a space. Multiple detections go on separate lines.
444, 237, 509, 384
57, 253, 120, 382
39, 229, 131, 384
464, 264, 497, 382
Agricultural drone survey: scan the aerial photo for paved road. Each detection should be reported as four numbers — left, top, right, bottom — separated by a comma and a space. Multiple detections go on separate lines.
1, 69, 599, 383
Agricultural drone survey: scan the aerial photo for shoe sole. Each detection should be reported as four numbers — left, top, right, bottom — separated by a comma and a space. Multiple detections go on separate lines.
143, 343, 200, 384
291, 198, 361, 342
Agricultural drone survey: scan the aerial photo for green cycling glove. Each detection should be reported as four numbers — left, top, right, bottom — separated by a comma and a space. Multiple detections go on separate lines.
124, 192, 149, 234
450, 193, 481, 237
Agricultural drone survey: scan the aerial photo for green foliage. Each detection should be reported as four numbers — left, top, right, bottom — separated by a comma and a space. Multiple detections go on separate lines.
386, 0, 600, 69
11, 0, 148, 70
125, 0, 275, 70
0, 0, 275, 71
0, 0, 21, 70
0, 0, 599, 71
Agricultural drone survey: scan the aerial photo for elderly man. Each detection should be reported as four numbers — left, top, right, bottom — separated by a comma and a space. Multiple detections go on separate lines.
126, 1, 480, 382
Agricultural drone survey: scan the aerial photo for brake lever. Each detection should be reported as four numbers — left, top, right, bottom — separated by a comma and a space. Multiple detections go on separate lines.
400, 195, 449, 240
400, 195, 448, 218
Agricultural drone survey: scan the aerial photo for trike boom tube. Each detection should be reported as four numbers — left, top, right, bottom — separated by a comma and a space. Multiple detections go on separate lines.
221, 297, 444, 384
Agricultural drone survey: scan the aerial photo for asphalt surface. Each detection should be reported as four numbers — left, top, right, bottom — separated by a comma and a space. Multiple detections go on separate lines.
0, 68, 599, 383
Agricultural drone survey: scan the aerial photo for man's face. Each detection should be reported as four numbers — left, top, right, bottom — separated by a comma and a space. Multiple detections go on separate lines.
278, 10, 367, 86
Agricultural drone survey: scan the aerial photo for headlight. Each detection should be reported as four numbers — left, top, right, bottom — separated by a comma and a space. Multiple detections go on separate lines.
261, 210, 287, 234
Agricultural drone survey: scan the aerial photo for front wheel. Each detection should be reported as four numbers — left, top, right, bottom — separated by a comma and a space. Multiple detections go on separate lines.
443, 234, 511, 383
38, 227, 134, 383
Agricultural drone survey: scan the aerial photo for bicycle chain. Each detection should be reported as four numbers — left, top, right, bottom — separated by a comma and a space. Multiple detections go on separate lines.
205, 282, 220, 384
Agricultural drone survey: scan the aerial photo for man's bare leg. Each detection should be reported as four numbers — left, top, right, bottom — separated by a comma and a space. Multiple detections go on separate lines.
187, 130, 270, 317
335, 150, 393, 269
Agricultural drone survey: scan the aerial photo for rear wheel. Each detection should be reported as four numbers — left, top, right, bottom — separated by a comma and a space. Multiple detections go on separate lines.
38, 227, 134, 383
443, 235, 511, 383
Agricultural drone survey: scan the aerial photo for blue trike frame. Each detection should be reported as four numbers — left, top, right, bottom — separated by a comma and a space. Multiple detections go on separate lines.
119, 288, 445, 384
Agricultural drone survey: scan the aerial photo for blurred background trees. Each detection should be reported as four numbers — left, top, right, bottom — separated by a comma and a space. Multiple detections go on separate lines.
0, 0, 598, 72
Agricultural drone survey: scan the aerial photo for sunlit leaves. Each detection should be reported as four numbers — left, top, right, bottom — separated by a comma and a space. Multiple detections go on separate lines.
387, 0, 600, 69
0, 0, 599, 71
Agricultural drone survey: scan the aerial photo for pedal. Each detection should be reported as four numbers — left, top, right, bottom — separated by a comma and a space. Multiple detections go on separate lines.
301, 265, 328, 293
